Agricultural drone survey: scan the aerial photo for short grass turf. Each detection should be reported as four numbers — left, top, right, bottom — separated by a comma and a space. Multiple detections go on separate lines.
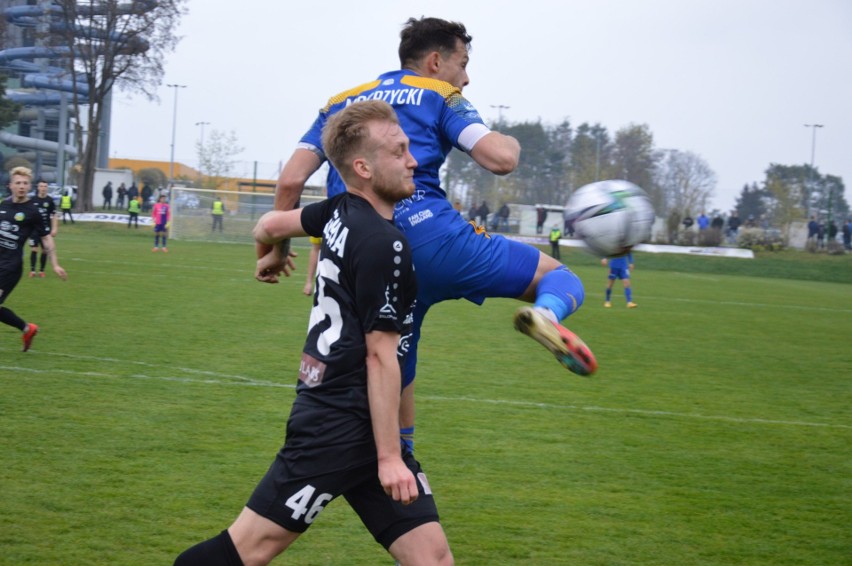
1, 223, 850, 565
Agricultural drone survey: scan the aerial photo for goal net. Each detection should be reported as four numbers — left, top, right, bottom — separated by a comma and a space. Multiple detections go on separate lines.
168, 187, 325, 245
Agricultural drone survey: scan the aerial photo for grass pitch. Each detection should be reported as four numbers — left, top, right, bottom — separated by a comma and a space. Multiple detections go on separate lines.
1, 223, 850, 565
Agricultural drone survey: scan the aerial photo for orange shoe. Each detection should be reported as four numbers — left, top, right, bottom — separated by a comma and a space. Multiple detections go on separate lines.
29, 271, 36, 278
152, 247, 158, 252
513, 306, 598, 376
22, 323, 39, 352
162, 247, 168, 253
39, 272, 46, 278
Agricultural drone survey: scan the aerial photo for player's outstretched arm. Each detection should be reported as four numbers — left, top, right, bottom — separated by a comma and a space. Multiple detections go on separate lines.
366, 330, 418, 506
253, 210, 307, 282
469, 131, 521, 175
40, 235, 67, 280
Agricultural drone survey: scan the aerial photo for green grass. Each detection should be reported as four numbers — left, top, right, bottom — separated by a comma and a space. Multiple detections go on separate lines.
2, 223, 850, 565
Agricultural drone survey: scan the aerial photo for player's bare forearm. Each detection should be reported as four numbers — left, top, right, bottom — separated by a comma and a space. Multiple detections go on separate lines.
275, 148, 323, 211
40, 236, 67, 280
366, 331, 417, 505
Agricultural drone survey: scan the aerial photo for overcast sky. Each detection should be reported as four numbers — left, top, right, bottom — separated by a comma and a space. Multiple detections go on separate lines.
108, 0, 852, 212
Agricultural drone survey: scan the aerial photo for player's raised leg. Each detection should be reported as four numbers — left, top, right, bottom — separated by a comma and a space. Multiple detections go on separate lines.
513, 251, 597, 376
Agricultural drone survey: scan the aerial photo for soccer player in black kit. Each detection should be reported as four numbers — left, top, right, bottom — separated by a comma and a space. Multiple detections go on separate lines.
28, 179, 58, 278
174, 101, 453, 566
1, 167, 67, 351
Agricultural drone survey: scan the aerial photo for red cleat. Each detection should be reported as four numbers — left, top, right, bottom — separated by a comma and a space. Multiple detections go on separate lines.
513, 306, 598, 376
22, 323, 39, 352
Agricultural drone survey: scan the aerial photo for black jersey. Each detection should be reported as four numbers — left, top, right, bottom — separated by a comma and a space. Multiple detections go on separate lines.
0, 199, 50, 272
30, 195, 56, 226
283, 192, 417, 469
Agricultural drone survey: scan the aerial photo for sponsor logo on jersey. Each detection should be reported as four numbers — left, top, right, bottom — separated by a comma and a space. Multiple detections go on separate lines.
379, 285, 397, 318
299, 352, 327, 388
406, 208, 433, 227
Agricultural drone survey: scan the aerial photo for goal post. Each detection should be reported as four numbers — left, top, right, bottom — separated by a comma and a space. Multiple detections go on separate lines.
168, 187, 325, 245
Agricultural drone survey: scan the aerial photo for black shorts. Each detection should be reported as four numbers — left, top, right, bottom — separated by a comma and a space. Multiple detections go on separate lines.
0, 267, 23, 305
28, 235, 43, 248
246, 449, 440, 550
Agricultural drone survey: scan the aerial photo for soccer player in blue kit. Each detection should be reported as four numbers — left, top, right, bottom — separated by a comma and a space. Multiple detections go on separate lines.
602, 253, 638, 308
257, 17, 598, 448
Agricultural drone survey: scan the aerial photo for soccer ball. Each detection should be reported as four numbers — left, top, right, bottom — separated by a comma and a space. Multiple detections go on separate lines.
564, 180, 655, 257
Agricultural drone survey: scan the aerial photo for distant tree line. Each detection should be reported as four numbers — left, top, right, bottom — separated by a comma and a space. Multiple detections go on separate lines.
445, 118, 848, 237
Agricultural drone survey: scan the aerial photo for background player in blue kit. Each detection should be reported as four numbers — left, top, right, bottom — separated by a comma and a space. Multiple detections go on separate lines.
0, 167, 68, 351
602, 253, 638, 308
179, 101, 452, 566
259, 17, 598, 451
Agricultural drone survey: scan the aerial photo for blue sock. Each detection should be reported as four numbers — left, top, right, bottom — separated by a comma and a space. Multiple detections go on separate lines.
154, 235, 160, 247
626, 288, 633, 302
400, 426, 415, 453
534, 267, 585, 321
606, 288, 612, 301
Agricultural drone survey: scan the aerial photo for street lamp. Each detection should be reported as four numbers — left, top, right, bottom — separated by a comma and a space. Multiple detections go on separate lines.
804, 124, 824, 219
195, 121, 210, 147
490, 104, 510, 125
167, 83, 187, 188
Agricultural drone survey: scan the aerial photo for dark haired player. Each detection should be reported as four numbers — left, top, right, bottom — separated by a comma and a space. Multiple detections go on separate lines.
28, 179, 58, 278
263, 16, 597, 453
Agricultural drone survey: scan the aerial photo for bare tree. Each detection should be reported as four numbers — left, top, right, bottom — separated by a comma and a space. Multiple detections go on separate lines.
52, 0, 186, 211
655, 149, 717, 218
196, 129, 245, 191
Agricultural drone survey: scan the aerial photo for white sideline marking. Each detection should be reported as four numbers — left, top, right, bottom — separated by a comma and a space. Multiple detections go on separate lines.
3, 352, 849, 431
637, 295, 852, 314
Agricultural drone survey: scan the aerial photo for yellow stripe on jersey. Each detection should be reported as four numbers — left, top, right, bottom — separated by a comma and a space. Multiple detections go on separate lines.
321, 76, 462, 112
322, 80, 383, 111
400, 75, 460, 99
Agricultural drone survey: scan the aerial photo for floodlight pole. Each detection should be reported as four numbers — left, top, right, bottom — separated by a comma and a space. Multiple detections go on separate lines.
167, 83, 187, 191
804, 123, 823, 218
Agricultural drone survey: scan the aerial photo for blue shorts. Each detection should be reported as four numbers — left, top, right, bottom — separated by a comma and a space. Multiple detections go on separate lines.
608, 267, 630, 280
402, 217, 540, 385
154, 222, 167, 233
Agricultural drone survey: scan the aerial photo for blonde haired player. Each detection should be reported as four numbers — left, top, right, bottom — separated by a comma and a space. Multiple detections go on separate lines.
0, 167, 68, 350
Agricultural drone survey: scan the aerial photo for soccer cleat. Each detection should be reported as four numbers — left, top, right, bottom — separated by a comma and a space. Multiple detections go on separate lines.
604, 301, 612, 308
513, 306, 598, 376
627, 302, 638, 308
162, 247, 168, 253
39, 272, 46, 278
22, 323, 39, 352
152, 247, 158, 252
29, 271, 36, 278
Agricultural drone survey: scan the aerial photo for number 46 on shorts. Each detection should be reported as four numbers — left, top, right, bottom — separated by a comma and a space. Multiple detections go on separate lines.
285, 484, 333, 524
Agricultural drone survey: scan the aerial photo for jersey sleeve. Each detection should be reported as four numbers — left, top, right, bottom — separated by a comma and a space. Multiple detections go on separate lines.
297, 113, 328, 161
439, 91, 490, 153
300, 193, 343, 238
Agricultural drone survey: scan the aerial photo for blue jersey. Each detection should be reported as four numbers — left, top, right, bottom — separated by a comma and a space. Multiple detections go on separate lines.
298, 69, 491, 247
608, 253, 633, 270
